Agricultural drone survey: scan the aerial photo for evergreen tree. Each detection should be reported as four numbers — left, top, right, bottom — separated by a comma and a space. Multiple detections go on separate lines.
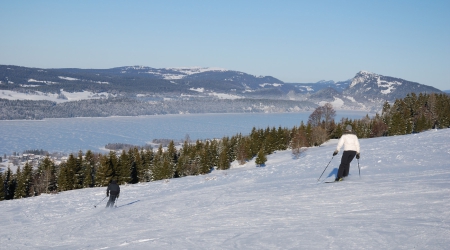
305, 123, 313, 147
65, 154, 77, 190
128, 148, 138, 184
4, 167, 16, 200
131, 148, 143, 182
13, 166, 24, 199
57, 162, 69, 191
167, 141, 178, 167
152, 144, 175, 180
217, 137, 230, 170
21, 161, 35, 197
255, 148, 267, 167
16, 162, 33, 198
74, 151, 84, 189
95, 151, 117, 186
117, 150, 131, 184
199, 141, 212, 174
82, 150, 97, 188
175, 141, 190, 178
142, 149, 154, 181
0, 172, 4, 201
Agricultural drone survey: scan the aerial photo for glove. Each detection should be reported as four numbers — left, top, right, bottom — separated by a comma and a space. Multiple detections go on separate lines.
356, 153, 360, 159
333, 150, 338, 156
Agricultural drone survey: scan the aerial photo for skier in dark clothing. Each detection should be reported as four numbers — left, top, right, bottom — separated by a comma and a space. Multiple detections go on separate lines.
333, 125, 360, 181
106, 179, 120, 208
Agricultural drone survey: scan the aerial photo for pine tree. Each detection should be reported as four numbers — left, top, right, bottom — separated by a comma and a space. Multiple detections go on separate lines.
57, 162, 69, 191
151, 144, 176, 181
82, 150, 96, 188
199, 141, 212, 174
142, 149, 154, 181
14, 166, 24, 199
74, 151, 84, 189
128, 148, 138, 184
236, 137, 250, 165
249, 127, 260, 157
0, 172, 4, 201
22, 161, 34, 196
255, 148, 267, 167
4, 167, 16, 200
217, 137, 230, 170
175, 140, 190, 178
117, 150, 131, 184
131, 148, 143, 182
95, 151, 117, 186
65, 153, 77, 190
139, 148, 150, 182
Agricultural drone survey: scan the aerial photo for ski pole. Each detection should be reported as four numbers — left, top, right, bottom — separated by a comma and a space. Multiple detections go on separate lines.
358, 158, 361, 178
94, 196, 107, 208
317, 156, 334, 182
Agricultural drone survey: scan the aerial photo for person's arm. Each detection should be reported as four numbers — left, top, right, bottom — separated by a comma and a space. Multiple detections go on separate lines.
355, 136, 360, 154
336, 135, 345, 152
334, 135, 344, 155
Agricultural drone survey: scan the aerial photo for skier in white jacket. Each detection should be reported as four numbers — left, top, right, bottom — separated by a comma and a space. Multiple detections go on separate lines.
333, 124, 360, 181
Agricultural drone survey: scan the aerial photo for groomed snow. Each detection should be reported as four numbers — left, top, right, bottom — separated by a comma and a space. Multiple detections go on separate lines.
1, 129, 449, 249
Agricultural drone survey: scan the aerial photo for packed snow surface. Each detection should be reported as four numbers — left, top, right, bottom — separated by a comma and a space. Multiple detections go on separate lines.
1, 129, 449, 249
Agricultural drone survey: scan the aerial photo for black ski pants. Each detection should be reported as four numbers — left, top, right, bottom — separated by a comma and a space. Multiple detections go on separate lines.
106, 195, 117, 208
337, 150, 356, 179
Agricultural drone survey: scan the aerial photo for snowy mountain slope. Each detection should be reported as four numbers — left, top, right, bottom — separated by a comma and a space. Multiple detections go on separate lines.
345, 71, 442, 102
1, 129, 449, 249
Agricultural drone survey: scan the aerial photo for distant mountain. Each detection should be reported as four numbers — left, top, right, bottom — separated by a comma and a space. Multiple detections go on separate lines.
344, 70, 442, 102
0, 65, 296, 98
0, 65, 444, 119
444, 90, 450, 94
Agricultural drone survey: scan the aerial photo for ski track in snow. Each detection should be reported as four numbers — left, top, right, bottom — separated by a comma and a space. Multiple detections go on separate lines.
1, 129, 450, 249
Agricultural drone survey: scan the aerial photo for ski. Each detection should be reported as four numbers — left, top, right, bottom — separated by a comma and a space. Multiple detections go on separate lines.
324, 179, 345, 183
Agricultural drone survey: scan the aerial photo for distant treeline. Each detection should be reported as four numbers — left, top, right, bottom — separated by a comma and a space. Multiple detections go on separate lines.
105, 143, 152, 151
1, 93, 449, 201
23, 149, 49, 155
0, 97, 316, 120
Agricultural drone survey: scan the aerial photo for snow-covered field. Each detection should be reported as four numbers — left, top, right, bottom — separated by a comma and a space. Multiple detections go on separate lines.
0, 89, 112, 103
1, 129, 449, 249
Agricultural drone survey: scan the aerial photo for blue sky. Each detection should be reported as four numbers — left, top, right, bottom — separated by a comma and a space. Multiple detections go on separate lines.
1, 0, 449, 90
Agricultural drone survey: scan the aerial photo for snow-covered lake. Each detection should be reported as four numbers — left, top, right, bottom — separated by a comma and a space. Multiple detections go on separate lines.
0, 111, 370, 155
0, 128, 449, 249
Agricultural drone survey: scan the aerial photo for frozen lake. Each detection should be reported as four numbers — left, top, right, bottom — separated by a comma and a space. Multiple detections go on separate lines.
0, 111, 370, 155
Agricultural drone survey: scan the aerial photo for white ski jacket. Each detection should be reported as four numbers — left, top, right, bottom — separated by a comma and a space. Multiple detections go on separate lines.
336, 133, 360, 153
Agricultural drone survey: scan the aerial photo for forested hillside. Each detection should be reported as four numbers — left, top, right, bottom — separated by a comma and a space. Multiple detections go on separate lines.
1, 92, 449, 201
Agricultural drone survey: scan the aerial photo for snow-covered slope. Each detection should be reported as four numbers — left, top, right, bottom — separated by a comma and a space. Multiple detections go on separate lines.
0, 89, 112, 103
1, 130, 450, 249
345, 71, 442, 102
